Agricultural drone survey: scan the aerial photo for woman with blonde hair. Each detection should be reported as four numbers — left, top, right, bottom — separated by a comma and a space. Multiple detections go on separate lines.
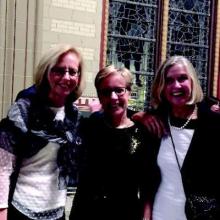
70, 65, 158, 220
149, 56, 220, 220
0, 44, 85, 220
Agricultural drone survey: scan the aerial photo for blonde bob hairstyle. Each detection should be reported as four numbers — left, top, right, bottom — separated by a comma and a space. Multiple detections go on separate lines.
151, 56, 203, 109
95, 65, 133, 93
34, 44, 85, 102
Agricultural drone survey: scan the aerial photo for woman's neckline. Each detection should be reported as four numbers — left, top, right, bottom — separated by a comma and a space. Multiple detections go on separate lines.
103, 117, 135, 129
168, 104, 198, 130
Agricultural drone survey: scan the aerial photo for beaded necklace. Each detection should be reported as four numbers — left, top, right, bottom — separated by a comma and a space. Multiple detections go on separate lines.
168, 105, 197, 130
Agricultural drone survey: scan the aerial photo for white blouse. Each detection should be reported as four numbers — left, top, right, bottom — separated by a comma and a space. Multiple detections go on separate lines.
153, 127, 194, 220
11, 106, 66, 219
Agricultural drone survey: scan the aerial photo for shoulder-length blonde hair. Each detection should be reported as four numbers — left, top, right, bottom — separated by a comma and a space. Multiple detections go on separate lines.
151, 56, 203, 109
34, 44, 85, 102
95, 65, 133, 93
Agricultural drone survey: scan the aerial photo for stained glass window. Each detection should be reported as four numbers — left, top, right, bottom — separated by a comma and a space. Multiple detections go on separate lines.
107, 0, 158, 110
107, 0, 213, 109
167, 0, 211, 95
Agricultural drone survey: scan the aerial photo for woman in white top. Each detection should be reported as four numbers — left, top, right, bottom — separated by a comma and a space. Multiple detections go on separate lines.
0, 44, 85, 220
147, 56, 220, 220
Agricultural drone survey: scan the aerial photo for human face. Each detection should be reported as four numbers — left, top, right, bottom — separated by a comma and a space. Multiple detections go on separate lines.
163, 63, 192, 108
98, 74, 130, 119
48, 52, 80, 105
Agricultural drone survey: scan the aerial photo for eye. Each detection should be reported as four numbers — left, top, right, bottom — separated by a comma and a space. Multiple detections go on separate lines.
68, 68, 79, 76
51, 67, 65, 75
178, 74, 188, 82
114, 87, 126, 95
165, 77, 174, 85
51, 67, 79, 77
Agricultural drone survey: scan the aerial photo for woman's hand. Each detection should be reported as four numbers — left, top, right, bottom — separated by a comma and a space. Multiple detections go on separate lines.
142, 202, 152, 220
210, 103, 220, 113
132, 111, 166, 138
88, 100, 102, 113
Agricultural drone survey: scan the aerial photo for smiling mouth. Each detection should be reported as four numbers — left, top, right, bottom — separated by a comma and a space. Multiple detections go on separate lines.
172, 91, 184, 97
59, 84, 69, 89
109, 104, 120, 109
111, 105, 118, 108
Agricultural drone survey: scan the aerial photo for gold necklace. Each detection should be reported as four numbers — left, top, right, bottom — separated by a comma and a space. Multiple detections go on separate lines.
168, 105, 197, 130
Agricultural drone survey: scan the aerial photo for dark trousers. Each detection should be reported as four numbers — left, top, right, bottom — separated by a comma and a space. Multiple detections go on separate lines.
8, 204, 65, 220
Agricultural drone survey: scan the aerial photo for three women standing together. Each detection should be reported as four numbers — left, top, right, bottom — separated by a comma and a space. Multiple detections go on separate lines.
0, 43, 220, 220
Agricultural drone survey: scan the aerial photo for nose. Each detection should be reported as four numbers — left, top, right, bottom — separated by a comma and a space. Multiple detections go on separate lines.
62, 71, 71, 80
110, 91, 118, 99
173, 80, 181, 88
